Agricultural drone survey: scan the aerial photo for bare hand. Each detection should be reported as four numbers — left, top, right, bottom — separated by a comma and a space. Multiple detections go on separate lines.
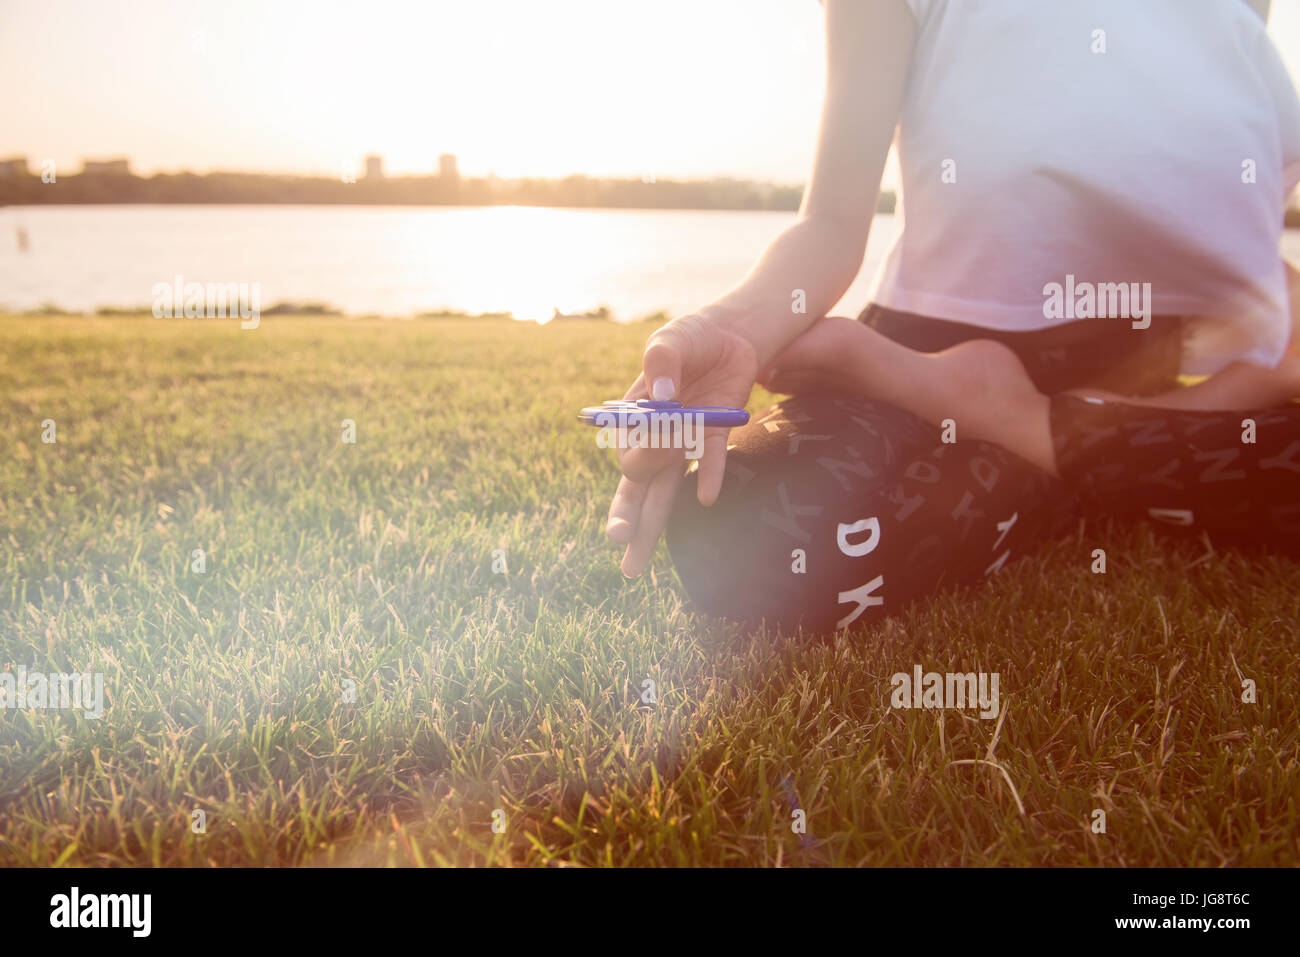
605, 312, 759, 576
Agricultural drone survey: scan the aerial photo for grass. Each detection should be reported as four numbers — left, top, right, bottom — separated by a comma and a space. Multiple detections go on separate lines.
0, 312, 1297, 867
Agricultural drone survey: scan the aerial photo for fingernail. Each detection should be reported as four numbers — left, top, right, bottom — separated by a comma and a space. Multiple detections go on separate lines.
651, 377, 675, 401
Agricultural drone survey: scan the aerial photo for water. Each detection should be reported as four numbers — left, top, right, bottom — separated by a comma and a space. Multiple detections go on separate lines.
0, 205, 898, 321
2, 204, 1298, 322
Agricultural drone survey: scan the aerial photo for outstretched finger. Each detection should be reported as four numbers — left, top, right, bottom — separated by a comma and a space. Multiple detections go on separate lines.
605, 474, 647, 544
694, 429, 731, 506
621, 463, 686, 577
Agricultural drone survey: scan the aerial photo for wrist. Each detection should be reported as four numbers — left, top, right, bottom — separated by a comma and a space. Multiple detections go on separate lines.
698, 294, 814, 368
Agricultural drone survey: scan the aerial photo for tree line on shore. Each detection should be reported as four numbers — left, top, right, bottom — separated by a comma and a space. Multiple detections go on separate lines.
0, 169, 903, 213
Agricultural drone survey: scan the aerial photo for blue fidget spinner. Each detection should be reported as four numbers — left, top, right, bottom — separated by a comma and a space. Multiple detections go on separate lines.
577, 399, 750, 428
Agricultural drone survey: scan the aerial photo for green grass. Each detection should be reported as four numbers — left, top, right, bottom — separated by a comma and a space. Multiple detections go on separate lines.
0, 313, 1296, 867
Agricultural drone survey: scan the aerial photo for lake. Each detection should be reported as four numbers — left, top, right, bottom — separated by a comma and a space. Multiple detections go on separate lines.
0, 205, 895, 321
1, 205, 1298, 322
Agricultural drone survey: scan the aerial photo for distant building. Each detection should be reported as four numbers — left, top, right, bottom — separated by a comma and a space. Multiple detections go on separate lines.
364, 155, 384, 180
0, 157, 29, 177
438, 153, 459, 183
82, 158, 131, 175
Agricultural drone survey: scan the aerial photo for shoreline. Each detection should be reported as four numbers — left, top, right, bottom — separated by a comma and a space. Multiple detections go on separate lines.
0, 306, 667, 324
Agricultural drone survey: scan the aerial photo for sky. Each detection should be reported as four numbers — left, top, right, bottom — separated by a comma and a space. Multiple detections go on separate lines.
2, 0, 1299, 185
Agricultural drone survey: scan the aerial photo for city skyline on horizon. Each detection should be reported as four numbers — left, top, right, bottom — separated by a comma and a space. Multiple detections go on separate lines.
0, 151, 822, 188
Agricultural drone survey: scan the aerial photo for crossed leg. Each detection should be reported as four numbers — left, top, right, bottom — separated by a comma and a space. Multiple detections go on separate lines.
758, 316, 1300, 476
665, 316, 1300, 631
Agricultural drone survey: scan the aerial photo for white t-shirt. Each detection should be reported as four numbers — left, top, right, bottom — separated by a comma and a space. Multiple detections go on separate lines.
869, 0, 1300, 374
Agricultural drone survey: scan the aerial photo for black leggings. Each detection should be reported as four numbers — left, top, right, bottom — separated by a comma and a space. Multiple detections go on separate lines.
664, 306, 1299, 633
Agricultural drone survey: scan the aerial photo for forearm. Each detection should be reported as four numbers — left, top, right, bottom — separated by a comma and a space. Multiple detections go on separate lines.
698, 214, 870, 368
695, 0, 912, 369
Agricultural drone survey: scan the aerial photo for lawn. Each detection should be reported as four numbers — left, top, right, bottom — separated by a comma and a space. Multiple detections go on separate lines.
0, 313, 1296, 866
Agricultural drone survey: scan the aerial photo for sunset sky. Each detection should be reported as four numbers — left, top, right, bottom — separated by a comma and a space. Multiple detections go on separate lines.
2, 0, 1299, 185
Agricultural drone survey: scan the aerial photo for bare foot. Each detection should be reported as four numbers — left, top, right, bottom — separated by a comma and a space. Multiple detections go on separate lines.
1066, 353, 1300, 411
762, 317, 1058, 473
